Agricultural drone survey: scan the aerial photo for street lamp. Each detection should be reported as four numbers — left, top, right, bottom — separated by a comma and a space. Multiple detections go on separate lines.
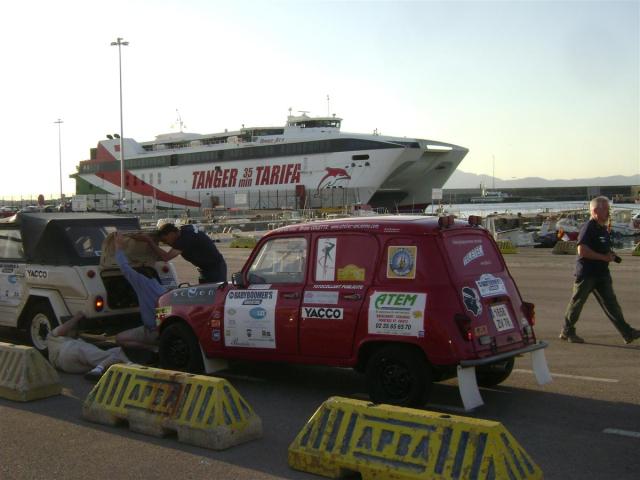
110, 37, 129, 206
54, 118, 63, 203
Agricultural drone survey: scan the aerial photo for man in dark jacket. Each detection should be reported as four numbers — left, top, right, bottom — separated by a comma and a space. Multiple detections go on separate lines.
560, 196, 640, 344
140, 223, 227, 284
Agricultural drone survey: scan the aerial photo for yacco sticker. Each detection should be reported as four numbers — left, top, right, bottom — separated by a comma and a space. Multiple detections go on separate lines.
26, 269, 48, 279
301, 307, 344, 320
337, 264, 365, 281
316, 237, 337, 281
368, 291, 427, 337
387, 246, 417, 279
461, 287, 482, 316
463, 245, 484, 266
303, 290, 339, 305
476, 273, 507, 297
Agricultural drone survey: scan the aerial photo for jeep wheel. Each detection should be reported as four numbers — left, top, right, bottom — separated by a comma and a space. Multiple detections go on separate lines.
365, 345, 432, 407
26, 303, 58, 356
476, 358, 515, 387
159, 323, 204, 373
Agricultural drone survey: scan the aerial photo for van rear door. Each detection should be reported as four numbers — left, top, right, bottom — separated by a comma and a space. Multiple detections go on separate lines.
442, 230, 525, 356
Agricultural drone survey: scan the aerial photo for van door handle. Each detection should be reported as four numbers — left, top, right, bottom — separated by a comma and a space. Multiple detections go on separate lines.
282, 292, 300, 299
343, 293, 362, 301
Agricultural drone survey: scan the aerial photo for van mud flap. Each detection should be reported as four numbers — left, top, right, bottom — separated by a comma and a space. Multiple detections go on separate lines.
457, 341, 552, 411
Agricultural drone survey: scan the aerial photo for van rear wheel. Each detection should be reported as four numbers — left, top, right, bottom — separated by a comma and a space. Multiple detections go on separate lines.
159, 323, 204, 373
476, 358, 515, 387
365, 345, 432, 407
26, 303, 58, 356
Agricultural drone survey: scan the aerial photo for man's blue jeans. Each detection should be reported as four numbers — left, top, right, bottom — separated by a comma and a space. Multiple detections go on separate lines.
563, 274, 632, 339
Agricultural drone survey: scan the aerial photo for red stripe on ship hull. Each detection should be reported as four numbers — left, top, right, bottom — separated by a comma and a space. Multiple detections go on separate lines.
95, 171, 201, 207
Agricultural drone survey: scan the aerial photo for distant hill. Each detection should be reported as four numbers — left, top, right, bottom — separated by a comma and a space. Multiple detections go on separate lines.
444, 171, 640, 189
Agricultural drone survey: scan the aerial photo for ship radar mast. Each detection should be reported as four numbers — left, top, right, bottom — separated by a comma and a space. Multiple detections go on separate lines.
172, 109, 186, 132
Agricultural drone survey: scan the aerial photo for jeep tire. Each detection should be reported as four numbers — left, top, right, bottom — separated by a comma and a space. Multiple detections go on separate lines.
365, 344, 432, 407
26, 302, 58, 356
159, 322, 204, 373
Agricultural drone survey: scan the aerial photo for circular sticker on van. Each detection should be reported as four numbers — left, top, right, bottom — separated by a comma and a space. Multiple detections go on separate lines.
462, 287, 482, 316
388, 246, 416, 279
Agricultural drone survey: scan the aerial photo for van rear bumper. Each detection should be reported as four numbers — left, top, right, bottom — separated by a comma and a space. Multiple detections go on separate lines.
459, 341, 548, 367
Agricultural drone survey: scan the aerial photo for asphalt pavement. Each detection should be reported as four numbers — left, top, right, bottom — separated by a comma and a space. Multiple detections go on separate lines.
1, 246, 639, 479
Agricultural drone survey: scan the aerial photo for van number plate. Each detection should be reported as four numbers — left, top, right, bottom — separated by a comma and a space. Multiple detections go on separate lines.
490, 304, 514, 332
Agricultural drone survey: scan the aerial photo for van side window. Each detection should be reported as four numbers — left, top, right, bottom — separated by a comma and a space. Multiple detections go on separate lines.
248, 237, 307, 284
0, 229, 24, 259
313, 234, 377, 283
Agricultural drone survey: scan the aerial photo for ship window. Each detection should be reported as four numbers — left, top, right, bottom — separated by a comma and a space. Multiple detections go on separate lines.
352, 154, 369, 160
170, 154, 178, 166
157, 172, 162, 185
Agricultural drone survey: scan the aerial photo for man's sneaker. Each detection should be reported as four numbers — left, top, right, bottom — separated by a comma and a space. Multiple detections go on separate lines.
559, 332, 585, 343
624, 329, 640, 345
84, 365, 105, 381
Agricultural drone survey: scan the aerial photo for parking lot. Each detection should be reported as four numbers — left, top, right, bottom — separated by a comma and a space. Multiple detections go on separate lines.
1, 246, 639, 479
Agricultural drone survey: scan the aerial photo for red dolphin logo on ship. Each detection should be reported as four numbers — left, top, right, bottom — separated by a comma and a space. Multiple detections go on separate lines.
316, 167, 351, 195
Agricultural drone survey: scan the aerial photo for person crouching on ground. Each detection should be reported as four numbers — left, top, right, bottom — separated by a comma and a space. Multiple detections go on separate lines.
137, 223, 227, 284
560, 196, 640, 344
114, 232, 168, 352
47, 311, 129, 381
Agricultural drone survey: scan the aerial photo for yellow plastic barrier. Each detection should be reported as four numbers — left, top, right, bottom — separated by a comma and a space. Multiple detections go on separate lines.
289, 397, 542, 480
230, 235, 258, 248
496, 240, 518, 254
633, 242, 640, 257
552, 240, 577, 255
82, 364, 262, 450
0, 342, 61, 402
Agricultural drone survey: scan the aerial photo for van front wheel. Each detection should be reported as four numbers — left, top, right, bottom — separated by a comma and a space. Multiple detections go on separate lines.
159, 323, 204, 373
365, 345, 432, 407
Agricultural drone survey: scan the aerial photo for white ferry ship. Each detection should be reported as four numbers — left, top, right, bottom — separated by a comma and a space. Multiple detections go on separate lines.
73, 112, 468, 211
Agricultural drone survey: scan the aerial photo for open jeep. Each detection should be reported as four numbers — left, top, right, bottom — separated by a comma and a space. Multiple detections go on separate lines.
0, 212, 178, 354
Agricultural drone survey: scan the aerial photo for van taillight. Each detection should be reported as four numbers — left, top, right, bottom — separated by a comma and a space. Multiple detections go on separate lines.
454, 314, 473, 341
94, 296, 105, 312
521, 302, 535, 326
87, 270, 96, 279
162, 265, 169, 273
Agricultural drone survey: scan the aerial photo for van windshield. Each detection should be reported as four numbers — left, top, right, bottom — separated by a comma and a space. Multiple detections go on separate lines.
444, 233, 502, 276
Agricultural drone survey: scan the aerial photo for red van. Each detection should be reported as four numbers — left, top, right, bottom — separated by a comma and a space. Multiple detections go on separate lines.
155, 215, 549, 408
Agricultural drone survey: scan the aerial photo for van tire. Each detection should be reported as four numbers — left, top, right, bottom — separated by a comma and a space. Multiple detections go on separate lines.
476, 358, 514, 387
25, 302, 58, 356
159, 323, 204, 373
365, 344, 431, 407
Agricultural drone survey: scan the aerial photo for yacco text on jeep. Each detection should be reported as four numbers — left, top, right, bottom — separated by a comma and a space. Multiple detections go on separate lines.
0, 212, 177, 354
155, 215, 549, 408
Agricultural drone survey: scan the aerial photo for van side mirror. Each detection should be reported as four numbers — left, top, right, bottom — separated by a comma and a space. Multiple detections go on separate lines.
232, 272, 246, 288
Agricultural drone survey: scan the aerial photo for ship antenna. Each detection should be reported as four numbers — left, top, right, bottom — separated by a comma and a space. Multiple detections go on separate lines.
174, 109, 186, 132
327, 94, 330, 116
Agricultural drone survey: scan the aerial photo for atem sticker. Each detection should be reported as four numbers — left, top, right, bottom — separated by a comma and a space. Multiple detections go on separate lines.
387, 246, 417, 279
368, 291, 427, 337
301, 307, 344, 320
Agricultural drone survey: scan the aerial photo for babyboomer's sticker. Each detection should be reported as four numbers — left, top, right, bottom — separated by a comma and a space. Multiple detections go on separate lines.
337, 264, 365, 281
224, 290, 277, 348
462, 287, 482, 316
475, 273, 507, 297
368, 291, 426, 337
387, 246, 417, 279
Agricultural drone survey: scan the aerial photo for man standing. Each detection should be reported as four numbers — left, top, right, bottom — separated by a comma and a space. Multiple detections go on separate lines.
560, 196, 640, 344
139, 223, 227, 284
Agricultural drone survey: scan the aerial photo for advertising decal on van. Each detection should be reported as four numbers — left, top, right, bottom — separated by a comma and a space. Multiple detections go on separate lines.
368, 291, 426, 337
316, 238, 337, 281
475, 273, 507, 297
461, 287, 482, 316
387, 246, 417, 279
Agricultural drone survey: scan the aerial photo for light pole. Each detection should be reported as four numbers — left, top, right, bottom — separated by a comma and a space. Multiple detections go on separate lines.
54, 118, 63, 203
110, 37, 129, 206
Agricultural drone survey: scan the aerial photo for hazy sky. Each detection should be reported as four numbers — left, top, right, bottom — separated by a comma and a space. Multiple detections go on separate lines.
1, 0, 638, 197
